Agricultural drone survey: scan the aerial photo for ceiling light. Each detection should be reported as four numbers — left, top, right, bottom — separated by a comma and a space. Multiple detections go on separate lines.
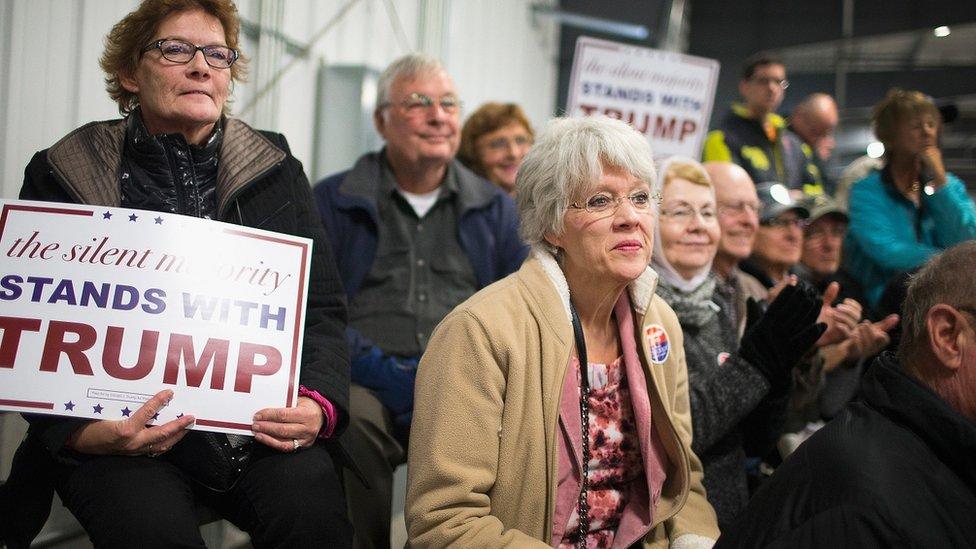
866, 142, 885, 158
530, 5, 650, 40
934, 26, 951, 38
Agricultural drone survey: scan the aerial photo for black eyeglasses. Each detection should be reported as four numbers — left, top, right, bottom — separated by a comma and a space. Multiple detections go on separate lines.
141, 39, 239, 69
750, 76, 789, 90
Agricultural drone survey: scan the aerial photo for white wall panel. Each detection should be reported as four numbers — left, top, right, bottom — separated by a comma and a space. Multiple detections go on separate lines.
1, 0, 136, 199
445, 0, 558, 134
1, 0, 558, 197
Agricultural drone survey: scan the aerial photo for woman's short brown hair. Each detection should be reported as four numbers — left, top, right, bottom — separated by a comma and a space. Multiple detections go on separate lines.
872, 88, 940, 150
458, 103, 534, 177
100, 0, 247, 115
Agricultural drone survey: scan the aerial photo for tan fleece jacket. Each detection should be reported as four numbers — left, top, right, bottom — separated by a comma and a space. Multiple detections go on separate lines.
406, 248, 719, 548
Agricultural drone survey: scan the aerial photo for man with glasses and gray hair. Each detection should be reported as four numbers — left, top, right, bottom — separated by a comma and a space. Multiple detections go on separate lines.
313, 53, 526, 548
703, 52, 823, 196
705, 161, 769, 337
717, 241, 976, 547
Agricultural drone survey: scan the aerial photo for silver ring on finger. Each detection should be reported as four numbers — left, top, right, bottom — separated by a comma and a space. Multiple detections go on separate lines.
292, 438, 301, 452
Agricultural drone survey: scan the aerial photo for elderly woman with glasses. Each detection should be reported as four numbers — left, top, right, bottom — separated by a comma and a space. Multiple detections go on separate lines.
15, 0, 350, 546
650, 158, 825, 530
458, 102, 535, 195
406, 117, 720, 548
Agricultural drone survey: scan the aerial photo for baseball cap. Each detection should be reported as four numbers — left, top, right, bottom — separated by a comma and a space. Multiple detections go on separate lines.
798, 194, 849, 224
755, 182, 809, 223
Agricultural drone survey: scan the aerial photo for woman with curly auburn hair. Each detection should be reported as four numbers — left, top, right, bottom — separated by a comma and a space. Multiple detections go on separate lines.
458, 102, 534, 195
12, 0, 352, 546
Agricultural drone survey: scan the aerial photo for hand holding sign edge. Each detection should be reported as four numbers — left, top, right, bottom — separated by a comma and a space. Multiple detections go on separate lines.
68, 389, 196, 456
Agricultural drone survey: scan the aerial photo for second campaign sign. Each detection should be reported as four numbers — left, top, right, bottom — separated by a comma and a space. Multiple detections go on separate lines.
0, 199, 312, 435
566, 36, 720, 159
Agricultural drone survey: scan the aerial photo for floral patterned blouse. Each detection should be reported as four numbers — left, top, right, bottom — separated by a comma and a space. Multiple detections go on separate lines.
559, 356, 643, 548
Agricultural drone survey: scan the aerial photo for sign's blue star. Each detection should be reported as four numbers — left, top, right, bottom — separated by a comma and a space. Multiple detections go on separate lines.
64, 401, 75, 411
102, 211, 112, 219
121, 406, 132, 417
154, 216, 164, 224
128, 213, 138, 222
93, 404, 104, 414
176, 413, 184, 419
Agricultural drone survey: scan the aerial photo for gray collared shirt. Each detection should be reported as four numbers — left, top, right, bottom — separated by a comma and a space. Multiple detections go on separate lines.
347, 159, 478, 357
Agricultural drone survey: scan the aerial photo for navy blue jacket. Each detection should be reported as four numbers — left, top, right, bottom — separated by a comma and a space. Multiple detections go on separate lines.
313, 152, 527, 417
313, 152, 526, 303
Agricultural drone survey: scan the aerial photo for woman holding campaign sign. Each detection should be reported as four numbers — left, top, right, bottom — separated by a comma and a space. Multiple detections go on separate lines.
405, 116, 720, 547
12, 0, 351, 546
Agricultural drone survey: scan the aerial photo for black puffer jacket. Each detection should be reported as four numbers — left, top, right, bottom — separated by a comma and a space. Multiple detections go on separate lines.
716, 353, 976, 548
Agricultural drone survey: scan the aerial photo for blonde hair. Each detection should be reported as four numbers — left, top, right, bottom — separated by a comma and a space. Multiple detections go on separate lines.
872, 88, 940, 150
662, 158, 712, 190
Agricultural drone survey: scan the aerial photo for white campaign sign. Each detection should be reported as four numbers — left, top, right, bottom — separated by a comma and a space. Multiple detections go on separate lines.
566, 36, 720, 159
0, 199, 312, 435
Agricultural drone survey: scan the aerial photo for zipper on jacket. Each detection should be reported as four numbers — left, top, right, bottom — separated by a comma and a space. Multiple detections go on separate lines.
217, 160, 283, 222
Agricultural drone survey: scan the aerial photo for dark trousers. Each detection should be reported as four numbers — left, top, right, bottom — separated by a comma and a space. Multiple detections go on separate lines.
342, 384, 409, 549
55, 442, 351, 548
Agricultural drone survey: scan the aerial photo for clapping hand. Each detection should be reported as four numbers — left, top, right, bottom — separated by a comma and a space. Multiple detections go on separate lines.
815, 282, 863, 347
739, 282, 827, 392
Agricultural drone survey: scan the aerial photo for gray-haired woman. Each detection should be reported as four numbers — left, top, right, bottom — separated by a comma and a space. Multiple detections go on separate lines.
406, 116, 720, 548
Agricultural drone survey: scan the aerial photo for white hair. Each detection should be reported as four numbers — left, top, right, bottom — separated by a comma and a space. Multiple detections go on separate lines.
516, 116, 657, 246
376, 53, 446, 109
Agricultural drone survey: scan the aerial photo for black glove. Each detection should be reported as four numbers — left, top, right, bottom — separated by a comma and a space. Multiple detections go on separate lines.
738, 282, 826, 392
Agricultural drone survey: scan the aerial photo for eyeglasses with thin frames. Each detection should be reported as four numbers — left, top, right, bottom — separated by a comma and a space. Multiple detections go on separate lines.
750, 76, 789, 90
141, 39, 239, 69
660, 205, 719, 226
381, 93, 462, 115
805, 225, 846, 240
484, 135, 533, 152
569, 190, 661, 215
761, 216, 807, 229
717, 201, 763, 218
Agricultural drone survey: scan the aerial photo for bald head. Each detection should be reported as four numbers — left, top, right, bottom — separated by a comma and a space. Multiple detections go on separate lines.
792, 93, 839, 159
705, 161, 760, 275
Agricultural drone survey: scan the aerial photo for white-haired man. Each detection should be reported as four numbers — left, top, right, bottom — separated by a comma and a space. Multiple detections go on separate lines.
717, 241, 976, 547
706, 161, 768, 336
313, 54, 526, 547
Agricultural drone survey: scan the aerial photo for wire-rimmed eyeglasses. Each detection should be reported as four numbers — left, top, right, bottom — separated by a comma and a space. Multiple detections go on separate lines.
380, 93, 462, 114
569, 190, 661, 215
761, 216, 808, 229
141, 39, 239, 69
